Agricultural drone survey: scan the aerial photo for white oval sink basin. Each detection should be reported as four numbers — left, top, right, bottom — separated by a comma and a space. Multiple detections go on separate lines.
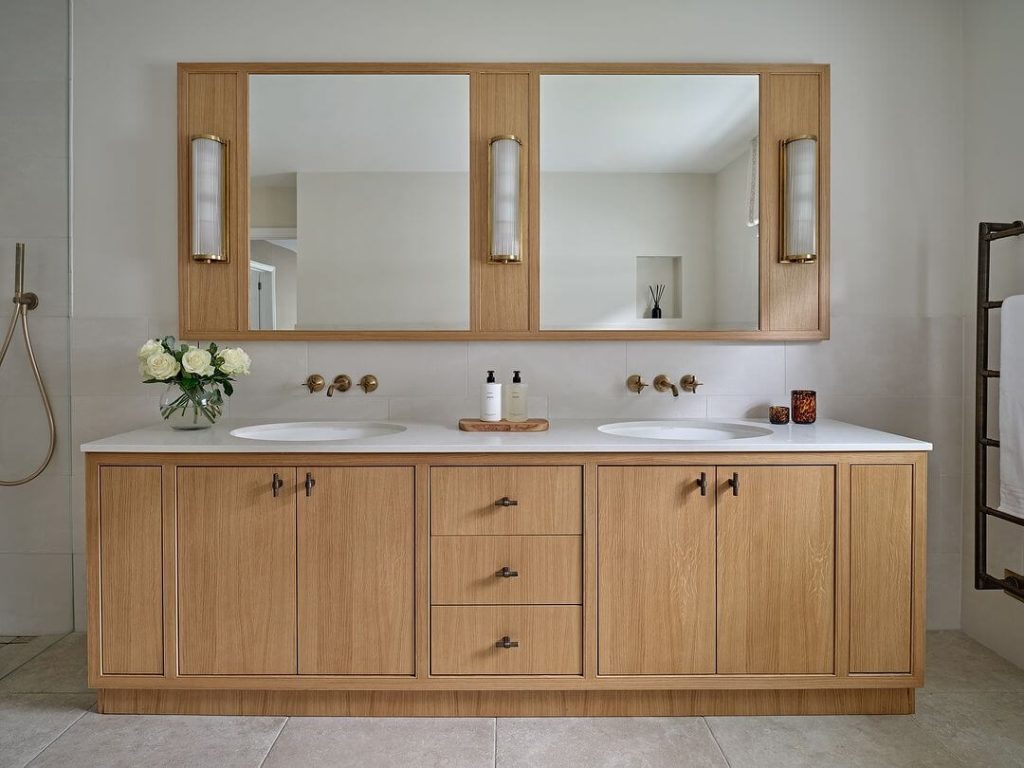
598, 420, 773, 441
230, 421, 406, 442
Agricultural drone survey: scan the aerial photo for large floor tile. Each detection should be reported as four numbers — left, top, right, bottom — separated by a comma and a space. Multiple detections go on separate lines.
28, 712, 285, 768
0, 693, 93, 768
0, 635, 63, 680
263, 717, 494, 768
0, 634, 86, 693
925, 630, 1024, 692
915, 690, 1024, 766
706, 714, 964, 768
496, 717, 727, 768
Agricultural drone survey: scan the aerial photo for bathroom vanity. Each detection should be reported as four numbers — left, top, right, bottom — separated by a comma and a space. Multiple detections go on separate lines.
83, 419, 929, 716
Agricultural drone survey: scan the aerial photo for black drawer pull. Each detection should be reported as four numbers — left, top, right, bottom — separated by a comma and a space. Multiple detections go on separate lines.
495, 635, 519, 649
495, 497, 519, 507
496, 566, 519, 578
304, 472, 316, 497
728, 472, 739, 496
697, 472, 707, 497
271, 473, 284, 497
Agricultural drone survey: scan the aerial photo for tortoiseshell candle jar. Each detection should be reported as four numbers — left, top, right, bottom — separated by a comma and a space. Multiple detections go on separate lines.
769, 405, 790, 425
791, 390, 817, 424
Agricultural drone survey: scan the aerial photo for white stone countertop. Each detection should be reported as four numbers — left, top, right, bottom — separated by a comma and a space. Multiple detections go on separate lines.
81, 418, 932, 454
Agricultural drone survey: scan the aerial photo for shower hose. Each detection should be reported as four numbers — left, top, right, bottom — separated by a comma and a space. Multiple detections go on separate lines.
0, 244, 56, 486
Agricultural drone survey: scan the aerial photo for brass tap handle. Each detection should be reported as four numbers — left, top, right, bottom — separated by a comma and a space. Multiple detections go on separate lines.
303, 374, 326, 394
495, 636, 520, 649
653, 374, 679, 397
626, 374, 648, 394
680, 374, 703, 394
496, 566, 519, 578
327, 375, 351, 397
358, 374, 378, 393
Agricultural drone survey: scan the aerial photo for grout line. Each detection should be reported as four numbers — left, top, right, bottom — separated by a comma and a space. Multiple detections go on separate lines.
257, 717, 290, 768
0, 633, 70, 682
23, 694, 92, 768
701, 717, 733, 768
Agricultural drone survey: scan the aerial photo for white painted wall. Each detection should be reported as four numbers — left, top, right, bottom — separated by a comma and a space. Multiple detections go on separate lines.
540, 172, 717, 329
0, 0, 72, 634
712, 150, 759, 329
295, 172, 469, 330
961, 0, 1024, 668
65, 0, 968, 635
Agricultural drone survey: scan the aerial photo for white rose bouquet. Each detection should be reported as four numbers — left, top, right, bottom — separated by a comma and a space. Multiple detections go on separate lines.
139, 336, 251, 428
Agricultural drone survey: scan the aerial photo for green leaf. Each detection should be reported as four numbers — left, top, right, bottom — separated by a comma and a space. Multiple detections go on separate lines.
222, 380, 233, 396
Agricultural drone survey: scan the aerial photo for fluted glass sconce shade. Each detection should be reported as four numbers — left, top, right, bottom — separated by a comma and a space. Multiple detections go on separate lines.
190, 135, 228, 263
489, 135, 522, 263
780, 135, 817, 263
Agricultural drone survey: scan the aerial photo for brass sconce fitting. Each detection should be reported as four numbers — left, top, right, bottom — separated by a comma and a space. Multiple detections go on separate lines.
303, 374, 326, 394
680, 374, 703, 394
626, 375, 648, 394
653, 374, 679, 397
359, 374, 379, 393
327, 375, 351, 397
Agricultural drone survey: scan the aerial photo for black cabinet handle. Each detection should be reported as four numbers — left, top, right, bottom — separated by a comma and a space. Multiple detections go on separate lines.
304, 472, 316, 497
728, 472, 739, 496
496, 566, 519, 578
495, 497, 519, 507
495, 635, 519, 649
271, 473, 284, 497
697, 472, 708, 497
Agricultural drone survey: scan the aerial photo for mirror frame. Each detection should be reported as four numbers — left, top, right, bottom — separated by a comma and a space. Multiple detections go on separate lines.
178, 62, 829, 341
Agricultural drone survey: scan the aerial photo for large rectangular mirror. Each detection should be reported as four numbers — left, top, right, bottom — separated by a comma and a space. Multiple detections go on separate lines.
539, 75, 760, 331
248, 74, 470, 331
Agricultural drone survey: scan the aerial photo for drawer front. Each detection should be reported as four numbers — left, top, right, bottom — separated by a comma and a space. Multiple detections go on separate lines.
431, 466, 582, 535
431, 535, 582, 605
431, 605, 582, 675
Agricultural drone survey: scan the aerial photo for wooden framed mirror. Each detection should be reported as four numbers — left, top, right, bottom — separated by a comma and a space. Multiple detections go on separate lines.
178, 63, 829, 341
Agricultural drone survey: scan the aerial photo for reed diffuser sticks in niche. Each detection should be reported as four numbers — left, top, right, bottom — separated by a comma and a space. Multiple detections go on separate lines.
649, 284, 665, 319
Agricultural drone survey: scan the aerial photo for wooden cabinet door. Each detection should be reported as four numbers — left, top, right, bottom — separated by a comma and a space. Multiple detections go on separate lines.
598, 466, 716, 675
717, 465, 835, 674
177, 467, 297, 675
298, 467, 415, 675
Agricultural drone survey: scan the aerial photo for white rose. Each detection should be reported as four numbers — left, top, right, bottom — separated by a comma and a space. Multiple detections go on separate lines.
181, 348, 214, 377
218, 347, 251, 376
143, 351, 180, 381
137, 339, 162, 361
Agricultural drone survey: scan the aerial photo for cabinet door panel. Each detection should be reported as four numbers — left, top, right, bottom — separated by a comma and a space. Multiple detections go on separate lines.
717, 465, 835, 674
849, 464, 913, 673
177, 467, 297, 675
298, 467, 415, 675
598, 466, 716, 675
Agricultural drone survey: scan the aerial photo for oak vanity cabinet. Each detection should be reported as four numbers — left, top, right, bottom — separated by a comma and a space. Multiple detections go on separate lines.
599, 465, 836, 676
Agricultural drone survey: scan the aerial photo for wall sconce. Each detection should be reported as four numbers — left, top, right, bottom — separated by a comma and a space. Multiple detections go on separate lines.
488, 135, 523, 263
190, 134, 228, 263
779, 135, 817, 263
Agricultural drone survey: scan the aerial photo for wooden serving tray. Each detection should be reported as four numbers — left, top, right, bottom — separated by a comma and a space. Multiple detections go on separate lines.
458, 418, 550, 432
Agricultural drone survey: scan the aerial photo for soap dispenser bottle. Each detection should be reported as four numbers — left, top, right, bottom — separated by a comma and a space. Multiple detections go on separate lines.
481, 370, 502, 422
506, 370, 528, 422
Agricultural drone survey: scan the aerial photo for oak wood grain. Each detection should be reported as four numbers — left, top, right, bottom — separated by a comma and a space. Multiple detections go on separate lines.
298, 466, 415, 675
597, 466, 716, 675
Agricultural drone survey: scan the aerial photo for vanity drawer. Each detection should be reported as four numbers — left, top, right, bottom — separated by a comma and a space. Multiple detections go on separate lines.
431, 605, 582, 675
431, 535, 582, 605
431, 466, 582, 535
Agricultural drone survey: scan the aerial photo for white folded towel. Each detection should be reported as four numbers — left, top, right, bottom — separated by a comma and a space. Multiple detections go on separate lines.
999, 294, 1024, 519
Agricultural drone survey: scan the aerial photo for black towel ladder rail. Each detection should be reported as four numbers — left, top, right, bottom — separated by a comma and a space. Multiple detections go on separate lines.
975, 220, 1024, 602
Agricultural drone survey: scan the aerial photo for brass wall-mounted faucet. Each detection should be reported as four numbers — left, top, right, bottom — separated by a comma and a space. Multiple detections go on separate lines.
359, 374, 379, 393
653, 374, 679, 397
680, 374, 703, 393
303, 374, 326, 393
327, 375, 351, 396
626, 374, 648, 394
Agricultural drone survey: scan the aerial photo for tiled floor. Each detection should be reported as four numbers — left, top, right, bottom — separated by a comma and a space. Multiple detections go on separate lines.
0, 631, 1022, 767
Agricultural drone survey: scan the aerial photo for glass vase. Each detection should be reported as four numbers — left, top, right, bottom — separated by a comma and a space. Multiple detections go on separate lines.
159, 383, 223, 430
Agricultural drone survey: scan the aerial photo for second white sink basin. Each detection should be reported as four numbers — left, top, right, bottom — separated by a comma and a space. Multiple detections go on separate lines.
230, 421, 406, 442
598, 420, 773, 441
